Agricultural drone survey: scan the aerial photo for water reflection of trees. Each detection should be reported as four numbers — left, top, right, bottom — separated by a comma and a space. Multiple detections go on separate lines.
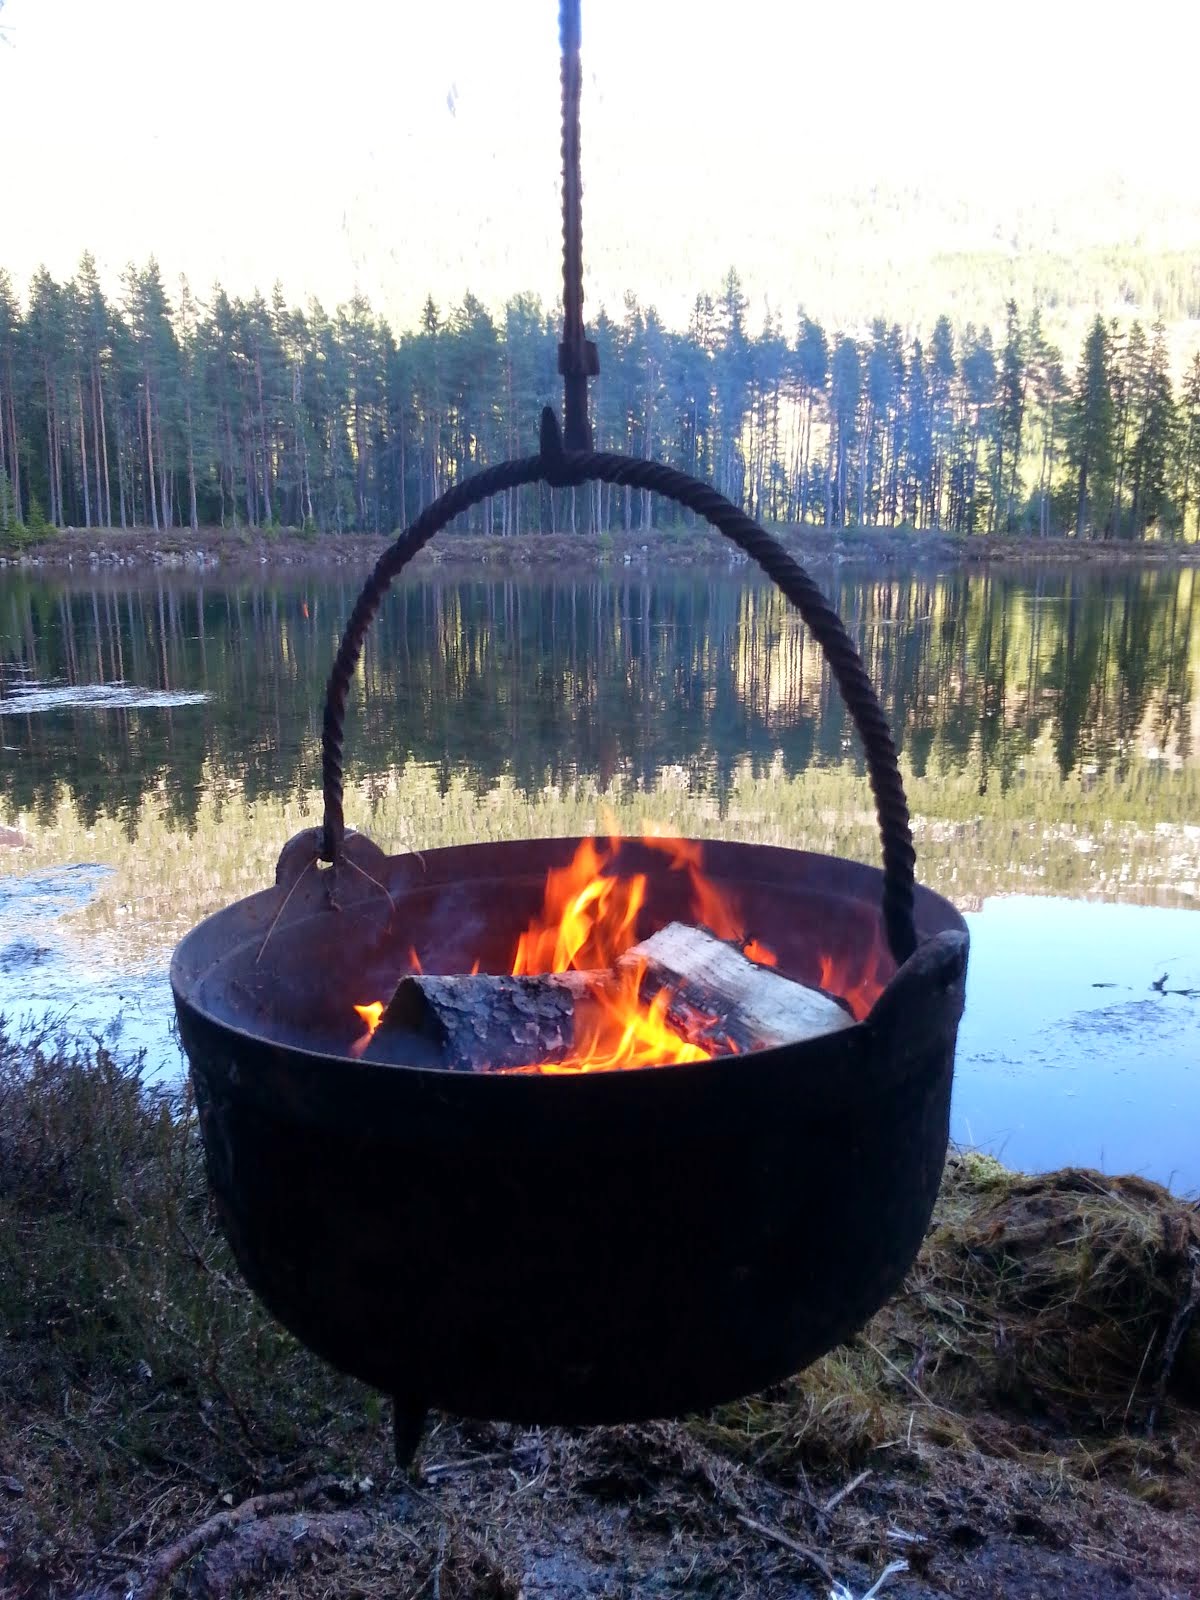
0, 567, 1194, 832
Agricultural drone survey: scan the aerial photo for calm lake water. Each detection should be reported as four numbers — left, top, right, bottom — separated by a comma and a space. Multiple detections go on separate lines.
1, 558, 1197, 1190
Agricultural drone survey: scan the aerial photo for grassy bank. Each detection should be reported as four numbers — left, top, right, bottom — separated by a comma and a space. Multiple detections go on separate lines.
2, 522, 1199, 576
1, 1029, 1198, 1599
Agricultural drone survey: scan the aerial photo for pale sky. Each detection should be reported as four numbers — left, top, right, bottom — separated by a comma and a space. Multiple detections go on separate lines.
3, 0, 1198, 331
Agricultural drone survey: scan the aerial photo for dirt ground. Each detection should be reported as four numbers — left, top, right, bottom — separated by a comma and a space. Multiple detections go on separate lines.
55, 1408, 1196, 1600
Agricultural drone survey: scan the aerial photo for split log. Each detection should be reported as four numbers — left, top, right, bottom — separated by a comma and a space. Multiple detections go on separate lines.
627, 922, 853, 1053
379, 971, 592, 1071
372, 924, 852, 1070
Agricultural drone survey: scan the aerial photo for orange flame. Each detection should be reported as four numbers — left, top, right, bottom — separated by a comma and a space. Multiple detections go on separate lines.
516, 960, 711, 1075
350, 1000, 385, 1058
507, 838, 703, 1072
511, 837, 646, 977
817, 944, 886, 1022
354, 1001, 385, 1031
743, 938, 777, 967
641, 834, 742, 940
505, 836, 773, 1072
352, 836, 856, 1071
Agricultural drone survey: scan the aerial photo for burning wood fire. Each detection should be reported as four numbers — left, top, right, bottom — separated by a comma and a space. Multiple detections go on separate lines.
352, 837, 883, 1072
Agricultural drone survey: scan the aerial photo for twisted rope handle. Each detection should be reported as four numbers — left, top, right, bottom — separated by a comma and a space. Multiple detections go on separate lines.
320, 5, 915, 966
557, 0, 598, 449
320, 422, 918, 968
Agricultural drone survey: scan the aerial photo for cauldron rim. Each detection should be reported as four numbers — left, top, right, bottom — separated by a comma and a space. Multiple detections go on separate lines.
171, 832, 968, 1091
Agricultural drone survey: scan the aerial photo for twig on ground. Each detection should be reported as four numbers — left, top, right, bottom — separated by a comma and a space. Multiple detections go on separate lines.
865, 1336, 964, 1425
432, 1523, 447, 1600
423, 1451, 509, 1477
735, 1513, 833, 1583
153, 1451, 222, 1491
101, 1486, 181, 1555
1123, 1327, 1160, 1425
886, 1525, 927, 1546
123, 1473, 350, 1600
821, 1468, 872, 1518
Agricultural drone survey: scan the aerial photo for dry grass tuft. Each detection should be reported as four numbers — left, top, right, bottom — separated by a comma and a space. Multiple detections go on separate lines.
920, 1155, 1200, 1426
696, 1150, 1200, 1485
0, 1024, 381, 1595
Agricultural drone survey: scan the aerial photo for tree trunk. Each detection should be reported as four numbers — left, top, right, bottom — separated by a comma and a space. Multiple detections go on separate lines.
157, 398, 171, 529
397, 424, 406, 531
76, 372, 91, 527
1181, 434, 1193, 539
799, 390, 813, 523
244, 432, 256, 526
6, 378, 21, 520
824, 428, 834, 528
53, 405, 65, 525
97, 364, 112, 526
43, 359, 58, 524
116, 411, 128, 528
256, 350, 271, 524
225, 413, 238, 525
857, 403, 872, 526
185, 392, 199, 533
90, 364, 104, 526
144, 377, 160, 531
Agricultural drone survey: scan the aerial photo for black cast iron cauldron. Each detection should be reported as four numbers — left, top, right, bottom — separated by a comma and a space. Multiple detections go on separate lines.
171, 441, 969, 1458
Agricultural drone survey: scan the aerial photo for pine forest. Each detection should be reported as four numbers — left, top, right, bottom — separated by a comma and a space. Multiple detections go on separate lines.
2, 256, 1199, 544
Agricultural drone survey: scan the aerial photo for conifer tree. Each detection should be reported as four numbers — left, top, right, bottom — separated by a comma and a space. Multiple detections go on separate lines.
1067, 316, 1116, 538
1127, 322, 1174, 537
1177, 352, 1200, 541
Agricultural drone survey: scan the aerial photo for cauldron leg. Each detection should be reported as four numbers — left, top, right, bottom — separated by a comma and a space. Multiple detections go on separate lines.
392, 1396, 428, 1470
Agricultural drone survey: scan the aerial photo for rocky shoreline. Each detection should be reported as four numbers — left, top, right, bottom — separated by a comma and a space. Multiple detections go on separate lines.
2, 523, 1198, 578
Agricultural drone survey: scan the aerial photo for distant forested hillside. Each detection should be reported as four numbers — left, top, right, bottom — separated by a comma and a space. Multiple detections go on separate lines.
689, 177, 1200, 352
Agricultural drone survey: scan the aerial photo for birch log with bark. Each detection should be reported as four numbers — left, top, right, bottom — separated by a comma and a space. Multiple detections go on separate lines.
378, 971, 592, 1071
628, 923, 853, 1053
369, 925, 851, 1071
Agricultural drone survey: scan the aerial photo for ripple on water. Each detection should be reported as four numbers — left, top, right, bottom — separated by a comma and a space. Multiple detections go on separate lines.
0, 682, 210, 715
